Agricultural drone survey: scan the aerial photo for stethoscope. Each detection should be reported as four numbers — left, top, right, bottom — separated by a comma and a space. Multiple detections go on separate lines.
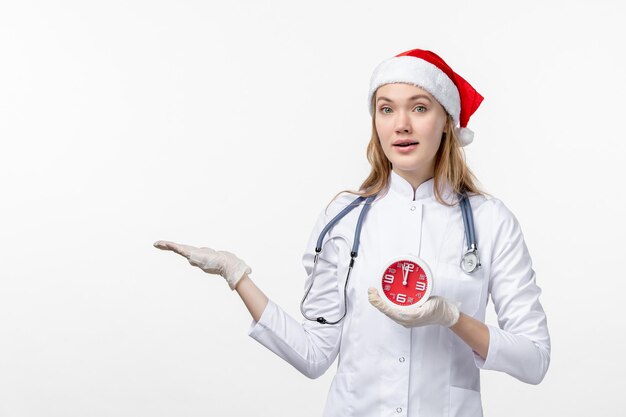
300, 190, 481, 325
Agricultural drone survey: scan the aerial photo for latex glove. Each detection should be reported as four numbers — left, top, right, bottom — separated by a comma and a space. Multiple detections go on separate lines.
367, 287, 460, 328
153, 240, 251, 291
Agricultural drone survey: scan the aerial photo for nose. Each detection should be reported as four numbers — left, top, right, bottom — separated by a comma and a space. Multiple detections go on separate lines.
394, 110, 412, 134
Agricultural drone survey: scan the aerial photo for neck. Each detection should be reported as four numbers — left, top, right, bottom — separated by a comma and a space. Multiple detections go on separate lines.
392, 167, 434, 194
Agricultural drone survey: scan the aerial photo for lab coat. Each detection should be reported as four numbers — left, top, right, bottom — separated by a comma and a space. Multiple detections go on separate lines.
248, 170, 551, 417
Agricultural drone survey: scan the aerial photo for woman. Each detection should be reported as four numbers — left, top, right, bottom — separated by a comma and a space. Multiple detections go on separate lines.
154, 48, 551, 417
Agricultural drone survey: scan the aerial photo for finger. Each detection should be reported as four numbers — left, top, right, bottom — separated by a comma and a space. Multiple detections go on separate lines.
367, 288, 393, 314
153, 240, 171, 249
429, 295, 453, 306
399, 308, 421, 320
424, 296, 446, 311
367, 287, 382, 305
428, 295, 443, 303
171, 243, 198, 258
154, 240, 182, 250
153, 241, 196, 258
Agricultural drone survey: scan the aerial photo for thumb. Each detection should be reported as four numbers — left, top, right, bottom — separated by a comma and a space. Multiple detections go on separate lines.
367, 287, 383, 306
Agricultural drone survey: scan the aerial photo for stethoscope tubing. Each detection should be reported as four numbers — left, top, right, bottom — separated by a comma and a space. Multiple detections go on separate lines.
302, 195, 375, 324
459, 193, 477, 252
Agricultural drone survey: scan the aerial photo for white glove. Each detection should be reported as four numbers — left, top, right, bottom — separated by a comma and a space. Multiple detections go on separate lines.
367, 287, 460, 328
153, 240, 252, 291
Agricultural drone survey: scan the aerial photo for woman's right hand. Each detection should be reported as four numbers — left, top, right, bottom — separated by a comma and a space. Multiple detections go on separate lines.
153, 240, 252, 291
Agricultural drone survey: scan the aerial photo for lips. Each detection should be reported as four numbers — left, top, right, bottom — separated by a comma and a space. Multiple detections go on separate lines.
393, 140, 419, 147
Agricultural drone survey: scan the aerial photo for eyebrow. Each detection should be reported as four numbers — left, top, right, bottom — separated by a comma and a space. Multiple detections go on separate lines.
376, 94, 432, 103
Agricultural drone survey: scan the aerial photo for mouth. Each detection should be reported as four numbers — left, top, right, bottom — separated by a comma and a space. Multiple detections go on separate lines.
393, 142, 419, 148
393, 139, 420, 147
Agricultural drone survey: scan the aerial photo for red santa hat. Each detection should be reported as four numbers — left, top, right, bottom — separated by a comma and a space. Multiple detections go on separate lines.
368, 48, 484, 146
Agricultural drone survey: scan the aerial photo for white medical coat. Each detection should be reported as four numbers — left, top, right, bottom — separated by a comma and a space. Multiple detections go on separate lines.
248, 170, 551, 417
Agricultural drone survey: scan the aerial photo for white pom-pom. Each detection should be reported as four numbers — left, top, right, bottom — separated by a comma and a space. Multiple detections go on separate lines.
454, 127, 474, 147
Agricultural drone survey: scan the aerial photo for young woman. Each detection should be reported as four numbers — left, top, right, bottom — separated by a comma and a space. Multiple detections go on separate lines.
154, 48, 551, 417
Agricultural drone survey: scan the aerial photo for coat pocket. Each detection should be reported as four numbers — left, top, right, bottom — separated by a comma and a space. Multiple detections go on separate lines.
322, 372, 354, 417
433, 262, 486, 317
449, 386, 483, 417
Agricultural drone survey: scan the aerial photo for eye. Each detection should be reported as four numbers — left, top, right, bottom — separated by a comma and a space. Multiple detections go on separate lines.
378, 105, 427, 114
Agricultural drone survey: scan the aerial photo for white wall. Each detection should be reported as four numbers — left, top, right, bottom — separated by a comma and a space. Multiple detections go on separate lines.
1, 1, 624, 416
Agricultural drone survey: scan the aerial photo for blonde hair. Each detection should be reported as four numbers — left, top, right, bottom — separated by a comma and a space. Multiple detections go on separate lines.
326, 93, 491, 214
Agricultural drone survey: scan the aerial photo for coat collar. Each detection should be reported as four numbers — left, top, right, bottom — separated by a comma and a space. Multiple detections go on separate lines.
387, 169, 457, 203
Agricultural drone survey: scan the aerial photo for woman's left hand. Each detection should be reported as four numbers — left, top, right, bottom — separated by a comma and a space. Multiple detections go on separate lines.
367, 287, 461, 328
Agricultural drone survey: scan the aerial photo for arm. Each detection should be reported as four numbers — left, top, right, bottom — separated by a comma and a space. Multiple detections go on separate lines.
154, 204, 345, 379
366, 290, 490, 359
245, 207, 346, 380
449, 312, 490, 360
472, 199, 551, 384
235, 272, 268, 322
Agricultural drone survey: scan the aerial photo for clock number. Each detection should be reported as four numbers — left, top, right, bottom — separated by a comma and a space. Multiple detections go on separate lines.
383, 274, 395, 284
396, 293, 407, 303
415, 281, 426, 291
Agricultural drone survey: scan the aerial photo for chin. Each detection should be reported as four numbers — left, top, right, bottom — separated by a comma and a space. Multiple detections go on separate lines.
391, 160, 422, 171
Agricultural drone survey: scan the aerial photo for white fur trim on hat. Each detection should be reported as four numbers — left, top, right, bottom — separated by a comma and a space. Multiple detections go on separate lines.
368, 55, 461, 125
454, 127, 474, 146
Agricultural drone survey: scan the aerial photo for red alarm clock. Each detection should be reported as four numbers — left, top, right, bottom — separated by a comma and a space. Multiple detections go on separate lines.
376, 255, 433, 310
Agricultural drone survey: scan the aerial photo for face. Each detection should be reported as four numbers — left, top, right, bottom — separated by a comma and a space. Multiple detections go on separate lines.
374, 83, 448, 180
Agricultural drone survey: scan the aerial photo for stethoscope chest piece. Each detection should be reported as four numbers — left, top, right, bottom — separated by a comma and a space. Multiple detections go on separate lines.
458, 191, 481, 274
460, 249, 481, 274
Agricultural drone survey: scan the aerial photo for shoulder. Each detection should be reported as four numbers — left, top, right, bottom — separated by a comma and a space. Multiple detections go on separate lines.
469, 193, 517, 223
322, 191, 368, 220
486, 196, 519, 225
478, 196, 526, 248
307, 191, 365, 242
464, 194, 524, 247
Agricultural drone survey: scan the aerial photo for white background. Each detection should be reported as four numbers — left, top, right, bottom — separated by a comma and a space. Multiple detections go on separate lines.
1, 1, 624, 416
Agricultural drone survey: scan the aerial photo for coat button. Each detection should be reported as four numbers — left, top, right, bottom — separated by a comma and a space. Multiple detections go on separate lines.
410, 206, 416, 211
396, 407, 402, 413
399, 357, 405, 362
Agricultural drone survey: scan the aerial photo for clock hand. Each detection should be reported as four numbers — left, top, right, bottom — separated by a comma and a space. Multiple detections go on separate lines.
402, 263, 408, 285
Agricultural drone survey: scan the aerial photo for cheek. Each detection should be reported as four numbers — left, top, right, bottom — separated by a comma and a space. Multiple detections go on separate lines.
375, 119, 393, 140
421, 119, 445, 141
374, 124, 384, 143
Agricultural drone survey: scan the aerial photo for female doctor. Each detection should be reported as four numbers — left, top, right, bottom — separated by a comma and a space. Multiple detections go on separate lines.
154, 48, 551, 417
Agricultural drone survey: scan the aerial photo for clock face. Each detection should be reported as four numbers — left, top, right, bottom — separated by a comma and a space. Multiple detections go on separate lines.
377, 255, 433, 309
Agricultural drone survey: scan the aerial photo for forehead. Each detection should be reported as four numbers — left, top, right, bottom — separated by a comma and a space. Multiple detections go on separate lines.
376, 82, 434, 100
